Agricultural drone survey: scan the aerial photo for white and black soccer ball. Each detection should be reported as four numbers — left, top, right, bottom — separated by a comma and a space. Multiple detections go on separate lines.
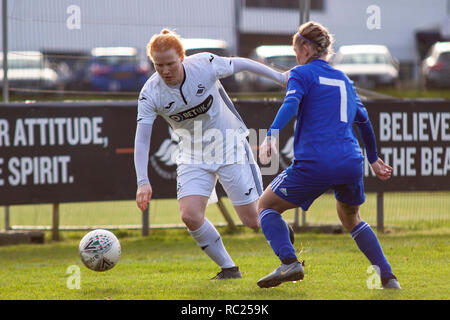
79, 229, 121, 272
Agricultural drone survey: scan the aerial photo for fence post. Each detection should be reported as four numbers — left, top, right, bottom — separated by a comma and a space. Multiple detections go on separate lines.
293, 208, 307, 229
2, 0, 9, 102
52, 203, 60, 241
376, 192, 384, 233
142, 206, 150, 236
293, 208, 299, 228
216, 198, 237, 232
4, 206, 10, 231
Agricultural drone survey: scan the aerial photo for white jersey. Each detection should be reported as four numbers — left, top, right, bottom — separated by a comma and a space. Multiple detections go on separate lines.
137, 53, 248, 165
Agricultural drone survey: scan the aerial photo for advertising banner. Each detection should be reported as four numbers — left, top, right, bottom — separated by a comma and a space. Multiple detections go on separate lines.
0, 99, 448, 205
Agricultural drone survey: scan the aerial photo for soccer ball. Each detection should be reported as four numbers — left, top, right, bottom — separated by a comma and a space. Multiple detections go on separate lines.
79, 229, 121, 272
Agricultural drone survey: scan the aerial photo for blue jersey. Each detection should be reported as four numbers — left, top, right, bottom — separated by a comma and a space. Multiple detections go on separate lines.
276, 59, 369, 184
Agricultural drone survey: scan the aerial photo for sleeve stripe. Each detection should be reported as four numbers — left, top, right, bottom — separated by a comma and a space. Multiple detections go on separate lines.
284, 96, 300, 104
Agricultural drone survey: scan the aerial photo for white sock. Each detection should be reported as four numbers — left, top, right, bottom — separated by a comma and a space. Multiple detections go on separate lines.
188, 218, 235, 269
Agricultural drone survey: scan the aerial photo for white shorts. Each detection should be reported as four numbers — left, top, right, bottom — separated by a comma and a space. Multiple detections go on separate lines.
176, 141, 263, 206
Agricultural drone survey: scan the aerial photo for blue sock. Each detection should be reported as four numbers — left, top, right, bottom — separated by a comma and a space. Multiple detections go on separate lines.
351, 221, 394, 279
259, 208, 297, 264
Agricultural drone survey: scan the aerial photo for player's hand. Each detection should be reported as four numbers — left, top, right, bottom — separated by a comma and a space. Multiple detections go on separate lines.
136, 183, 152, 211
370, 158, 393, 181
259, 136, 278, 165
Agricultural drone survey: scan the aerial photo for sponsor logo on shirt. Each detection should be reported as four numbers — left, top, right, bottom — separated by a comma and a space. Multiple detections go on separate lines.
169, 95, 213, 122
286, 89, 296, 96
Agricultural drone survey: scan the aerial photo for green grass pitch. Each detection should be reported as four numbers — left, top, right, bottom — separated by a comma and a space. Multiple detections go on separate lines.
0, 227, 448, 300
0, 191, 449, 300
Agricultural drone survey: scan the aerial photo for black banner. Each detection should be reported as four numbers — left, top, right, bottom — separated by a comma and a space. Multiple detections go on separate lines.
0, 99, 449, 205
0, 102, 137, 205
363, 100, 450, 192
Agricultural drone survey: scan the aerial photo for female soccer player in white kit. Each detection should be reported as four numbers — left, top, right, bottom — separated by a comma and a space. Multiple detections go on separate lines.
134, 29, 288, 279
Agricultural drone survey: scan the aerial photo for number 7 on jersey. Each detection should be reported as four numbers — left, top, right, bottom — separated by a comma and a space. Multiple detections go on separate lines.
319, 76, 348, 123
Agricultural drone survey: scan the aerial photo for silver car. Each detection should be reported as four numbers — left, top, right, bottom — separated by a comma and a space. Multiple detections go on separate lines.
181, 38, 239, 92
333, 45, 399, 89
236, 45, 297, 92
421, 41, 450, 89
0, 51, 59, 91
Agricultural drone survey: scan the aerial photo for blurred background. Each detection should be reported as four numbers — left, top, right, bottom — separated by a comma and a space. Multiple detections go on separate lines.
1, 0, 449, 99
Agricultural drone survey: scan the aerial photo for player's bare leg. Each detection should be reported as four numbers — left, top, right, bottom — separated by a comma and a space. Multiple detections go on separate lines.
179, 195, 209, 230
179, 195, 241, 279
336, 200, 400, 289
336, 201, 362, 231
233, 200, 259, 231
258, 187, 298, 214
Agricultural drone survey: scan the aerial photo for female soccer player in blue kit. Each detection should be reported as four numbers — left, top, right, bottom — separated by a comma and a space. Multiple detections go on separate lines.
256, 21, 400, 289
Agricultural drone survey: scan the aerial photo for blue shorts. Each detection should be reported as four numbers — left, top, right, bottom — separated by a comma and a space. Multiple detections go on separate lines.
270, 166, 365, 211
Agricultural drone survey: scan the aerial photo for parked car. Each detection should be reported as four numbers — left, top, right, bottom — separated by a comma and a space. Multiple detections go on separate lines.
87, 47, 151, 92
421, 41, 450, 89
181, 38, 239, 92
62, 57, 91, 91
43, 50, 91, 91
0, 51, 59, 91
182, 38, 230, 57
237, 45, 297, 92
333, 45, 399, 88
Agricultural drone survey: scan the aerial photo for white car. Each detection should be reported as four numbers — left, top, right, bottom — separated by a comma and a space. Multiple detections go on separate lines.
181, 38, 238, 92
238, 45, 297, 92
333, 45, 399, 88
0, 51, 59, 90
421, 41, 450, 89
181, 38, 230, 57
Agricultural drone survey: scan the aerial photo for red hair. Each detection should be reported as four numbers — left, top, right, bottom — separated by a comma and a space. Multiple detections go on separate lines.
146, 29, 185, 62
